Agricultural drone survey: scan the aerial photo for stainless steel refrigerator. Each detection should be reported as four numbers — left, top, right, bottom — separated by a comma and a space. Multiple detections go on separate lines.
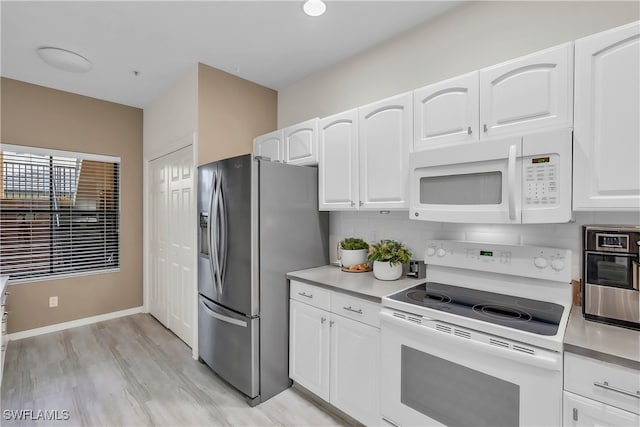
197, 154, 328, 406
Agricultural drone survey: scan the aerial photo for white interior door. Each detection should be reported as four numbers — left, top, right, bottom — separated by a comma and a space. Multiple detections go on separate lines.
167, 146, 195, 346
149, 145, 195, 347
149, 158, 168, 326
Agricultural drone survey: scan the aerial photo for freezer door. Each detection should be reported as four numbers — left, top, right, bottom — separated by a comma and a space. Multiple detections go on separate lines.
198, 295, 259, 398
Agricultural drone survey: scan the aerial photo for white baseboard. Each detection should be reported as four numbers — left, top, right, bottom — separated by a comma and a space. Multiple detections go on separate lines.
7, 306, 144, 341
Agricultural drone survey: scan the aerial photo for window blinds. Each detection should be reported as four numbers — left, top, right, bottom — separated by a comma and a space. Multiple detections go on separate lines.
0, 145, 120, 281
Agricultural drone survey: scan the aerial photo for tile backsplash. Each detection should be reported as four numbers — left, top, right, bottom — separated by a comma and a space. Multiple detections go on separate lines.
329, 211, 640, 280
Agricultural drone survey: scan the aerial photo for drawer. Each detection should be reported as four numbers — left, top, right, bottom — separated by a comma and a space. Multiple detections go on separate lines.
564, 352, 640, 415
330, 292, 380, 328
290, 280, 330, 311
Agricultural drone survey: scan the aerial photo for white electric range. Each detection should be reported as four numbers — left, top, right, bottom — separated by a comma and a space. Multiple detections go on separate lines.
380, 240, 572, 427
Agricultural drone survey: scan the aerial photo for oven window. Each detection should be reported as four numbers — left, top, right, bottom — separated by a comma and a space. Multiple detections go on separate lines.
420, 172, 502, 205
401, 345, 519, 427
586, 254, 634, 289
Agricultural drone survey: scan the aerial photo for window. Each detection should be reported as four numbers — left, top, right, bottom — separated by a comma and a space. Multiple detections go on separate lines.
0, 144, 120, 281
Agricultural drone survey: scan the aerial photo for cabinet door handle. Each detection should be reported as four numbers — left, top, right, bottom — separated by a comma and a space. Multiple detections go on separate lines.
321, 317, 326, 324
297, 292, 313, 299
329, 320, 334, 327
359, 201, 363, 207
483, 124, 488, 133
343, 306, 363, 314
350, 201, 355, 207
572, 408, 578, 421
467, 126, 472, 135
593, 381, 640, 399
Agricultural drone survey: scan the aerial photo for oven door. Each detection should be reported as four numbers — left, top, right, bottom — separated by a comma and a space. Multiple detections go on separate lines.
409, 136, 522, 224
380, 309, 562, 427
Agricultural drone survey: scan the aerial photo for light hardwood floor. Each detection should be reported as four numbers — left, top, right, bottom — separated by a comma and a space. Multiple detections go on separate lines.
1, 314, 351, 427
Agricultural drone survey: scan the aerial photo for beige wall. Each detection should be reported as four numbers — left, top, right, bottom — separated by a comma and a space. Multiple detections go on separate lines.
198, 63, 277, 165
143, 64, 198, 161
278, 1, 640, 127
1, 78, 143, 333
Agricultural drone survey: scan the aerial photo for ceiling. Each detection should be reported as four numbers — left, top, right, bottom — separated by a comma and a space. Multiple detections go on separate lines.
1, 1, 460, 109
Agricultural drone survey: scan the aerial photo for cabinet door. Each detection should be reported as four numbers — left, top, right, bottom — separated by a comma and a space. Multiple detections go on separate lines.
359, 92, 412, 210
289, 300, 330, 401
573, 21, 640, 211
330, 314, 380, 426
318, 110, 358, 210
480, 42, 573, 138
563, 391, 640, 427
254, 129, 283, 163
413, 71, 479, 151
284, 118, 319, 165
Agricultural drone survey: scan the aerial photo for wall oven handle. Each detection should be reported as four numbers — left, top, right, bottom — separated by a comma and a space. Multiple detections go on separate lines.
199, 299, 247, 328
507, 144, 517, 221
593, 381, 640, 399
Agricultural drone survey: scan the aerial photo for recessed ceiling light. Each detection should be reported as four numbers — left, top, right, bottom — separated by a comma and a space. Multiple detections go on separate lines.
303, 0, 326, 17
36, 47, 92, 73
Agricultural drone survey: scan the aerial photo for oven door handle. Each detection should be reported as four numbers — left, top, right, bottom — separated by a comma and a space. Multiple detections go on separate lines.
380, 311, 562, 371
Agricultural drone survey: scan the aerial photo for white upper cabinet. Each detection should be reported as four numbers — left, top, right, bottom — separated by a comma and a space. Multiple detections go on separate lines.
253, 129, 283, 162
359, 92, 412, 210
413, 71, 480, 150
284, 118, 319, 165
480, 42, 574, 138
573, 21, 640, 211
318, 109, 359, 211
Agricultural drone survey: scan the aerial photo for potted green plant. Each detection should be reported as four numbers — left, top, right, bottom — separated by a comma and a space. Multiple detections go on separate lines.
368, 240, 412, 280
338, 237, 370, 268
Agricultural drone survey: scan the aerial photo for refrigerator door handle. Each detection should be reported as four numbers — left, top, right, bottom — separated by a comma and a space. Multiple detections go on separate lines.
199, 298, 247, 328
210, 171, 222, 294
207, 170, 217, 292
217, 171, 228, 292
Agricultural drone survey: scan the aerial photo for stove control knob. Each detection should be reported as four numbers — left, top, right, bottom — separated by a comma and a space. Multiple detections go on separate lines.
426, 247, 436, 257
534, 256, 548, 269
436, 248, 446, 258
551, 259, 565, 271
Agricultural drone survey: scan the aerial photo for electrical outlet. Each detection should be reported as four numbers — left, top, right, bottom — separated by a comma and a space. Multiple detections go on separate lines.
49, 296, 58, 308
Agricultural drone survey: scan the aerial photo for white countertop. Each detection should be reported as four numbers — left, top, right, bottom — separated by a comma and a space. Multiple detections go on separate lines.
287, 265, 424, 302
564, 306, 640, 370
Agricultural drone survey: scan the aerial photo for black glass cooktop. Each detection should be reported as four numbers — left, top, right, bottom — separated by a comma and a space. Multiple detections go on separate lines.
388, 282, 564, 336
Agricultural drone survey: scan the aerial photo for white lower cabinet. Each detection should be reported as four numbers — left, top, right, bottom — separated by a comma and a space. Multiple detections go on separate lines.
564, 391, 639, 427
289, 300, 330, 400
289, 281, 381, 426
563, 352, 640, 427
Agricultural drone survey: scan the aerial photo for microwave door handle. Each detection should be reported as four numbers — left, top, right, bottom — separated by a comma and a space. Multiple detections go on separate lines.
507, 144, 517, 221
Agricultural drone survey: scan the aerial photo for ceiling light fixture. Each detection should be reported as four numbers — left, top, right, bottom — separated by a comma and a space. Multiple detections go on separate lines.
303, 0, 326, 17
36, 47, 92, 73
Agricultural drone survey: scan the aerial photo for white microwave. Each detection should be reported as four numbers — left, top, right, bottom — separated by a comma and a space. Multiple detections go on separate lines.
409, 128, 573, 224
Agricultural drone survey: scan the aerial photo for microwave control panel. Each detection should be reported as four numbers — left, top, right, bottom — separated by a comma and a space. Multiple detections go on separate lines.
524, 154, 559, 206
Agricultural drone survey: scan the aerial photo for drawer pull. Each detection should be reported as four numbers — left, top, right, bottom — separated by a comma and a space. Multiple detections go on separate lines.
343, 306, 363, 314
593, 381, 640, 399
297, 292, 313, 299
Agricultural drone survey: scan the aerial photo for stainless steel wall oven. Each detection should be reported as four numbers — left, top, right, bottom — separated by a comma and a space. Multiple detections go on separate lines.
583, 225, 640, 329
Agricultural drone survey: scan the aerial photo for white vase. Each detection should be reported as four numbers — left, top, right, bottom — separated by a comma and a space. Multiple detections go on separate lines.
340, 249, 368, 267
373, 261, 402, 281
